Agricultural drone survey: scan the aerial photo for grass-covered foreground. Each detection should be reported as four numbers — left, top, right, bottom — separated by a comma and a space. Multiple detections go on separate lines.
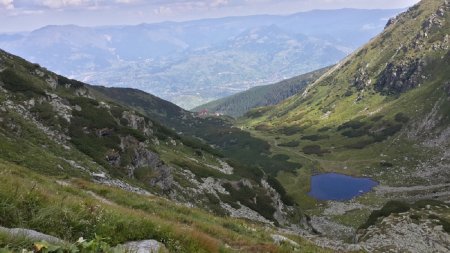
0, 159, 332, 253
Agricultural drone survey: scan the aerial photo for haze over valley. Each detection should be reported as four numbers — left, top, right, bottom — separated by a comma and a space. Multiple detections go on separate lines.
0, 9, 401, 108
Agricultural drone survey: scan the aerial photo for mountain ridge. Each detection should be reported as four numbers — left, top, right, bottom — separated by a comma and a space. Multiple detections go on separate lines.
236, 0, 450, 248
0, 8, 401, 108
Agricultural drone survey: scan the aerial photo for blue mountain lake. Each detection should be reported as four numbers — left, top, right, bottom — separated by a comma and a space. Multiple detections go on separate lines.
308, 173, 378, 201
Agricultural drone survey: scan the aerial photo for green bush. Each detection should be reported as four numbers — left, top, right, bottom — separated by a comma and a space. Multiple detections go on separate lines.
301, 135, 329, 141
266, 176, 295, 206
181, 136, 223, 158
0, 69, 45, 97
278, 126, 304, 136
172, 159, 227, 180
360, 200, 410, 229
394, 112, 410, 123
371, 123, 403, 142
302, 145, 329, 156
277, 141, 300, 147
222, 183, 276, 221
272, 154, 290, 161
370, 115, 384, 122
338, 120, 365, 130
341, 128, 368, 138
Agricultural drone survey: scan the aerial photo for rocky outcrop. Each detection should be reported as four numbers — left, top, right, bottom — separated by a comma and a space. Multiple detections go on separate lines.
45, 92, 73, 123
375, 58, 425, 94
93, 173, 151, 195
45, 76, 58, 90
1, 98, 70, 147
220, 202, 274, 225
323, 201, 367, 216
385, 17, 398, 29
120, 136, 173, 191
261, 179, 297, 226
445, 81, 450, 96
122, 111, 153, 136
353, 67, 371, 90
74, 87, 93, 98
271, 234, 299, 247
205, 159, 234, 175
309, 216, 356, 241
356, 206, 450, 252
105, 149, 121, 167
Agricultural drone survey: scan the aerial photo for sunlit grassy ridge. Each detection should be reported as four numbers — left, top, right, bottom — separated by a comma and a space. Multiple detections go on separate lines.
239, 0, 450, 212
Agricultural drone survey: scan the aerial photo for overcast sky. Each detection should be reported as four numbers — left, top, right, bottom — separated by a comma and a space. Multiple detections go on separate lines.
0, 0, 420, 32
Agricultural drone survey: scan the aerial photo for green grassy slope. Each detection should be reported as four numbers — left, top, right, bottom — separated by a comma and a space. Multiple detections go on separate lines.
239, 0, 450, 212
0, 47, 308, 237
193, 67, 331, 118
90, 85, 303, 181
0, 159, 334, 253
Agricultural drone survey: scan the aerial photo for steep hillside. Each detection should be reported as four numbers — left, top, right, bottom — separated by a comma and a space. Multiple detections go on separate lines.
0, 9, 400, 108
240, 0, 450, 240
90, 86, 303, 180
0, 48, 308, 238
194, 67, 330, 117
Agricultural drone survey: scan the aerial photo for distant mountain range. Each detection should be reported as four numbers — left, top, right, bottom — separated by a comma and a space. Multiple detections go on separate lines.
0, 8, 401, 108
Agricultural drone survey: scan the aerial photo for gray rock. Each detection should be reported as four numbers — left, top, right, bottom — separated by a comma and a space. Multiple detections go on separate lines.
122, 111, 153, 136
0, 226, 63, 244
120, 136, 173, 191
271, 234, 299, 247
121, 240, 162, 253
376, 58, 424, 94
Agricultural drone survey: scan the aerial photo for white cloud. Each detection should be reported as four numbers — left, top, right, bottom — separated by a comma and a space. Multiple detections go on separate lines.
40, 0, 91, 9
115, 0, 139, 3
0, 0, 14, 9
210, 0, 228, 7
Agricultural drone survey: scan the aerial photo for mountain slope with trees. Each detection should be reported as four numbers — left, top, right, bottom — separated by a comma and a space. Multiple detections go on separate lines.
194, 67, 330, 118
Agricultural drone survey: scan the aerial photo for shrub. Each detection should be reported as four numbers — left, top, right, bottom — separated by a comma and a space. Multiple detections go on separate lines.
338, 120, 365, 130
341, 128, 368, 138
301, 135, 329, 141
255, 124, 271, 131
272, 154, 290, 161
278, 141, 300, 147
172, 159, 226, 180
360, 201, 410, 229
0, 69, 45, 96
380, 161, 394, 167
222, 183, 276, 221
302, 145, 329, 156
394, 112, 410, 123
181, 136, 223, 158
266, 176, 295, 206
371, 123, 403, 142
278, 126, 303, 136
371, 115, 384, 122
118, 127, 147, 142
